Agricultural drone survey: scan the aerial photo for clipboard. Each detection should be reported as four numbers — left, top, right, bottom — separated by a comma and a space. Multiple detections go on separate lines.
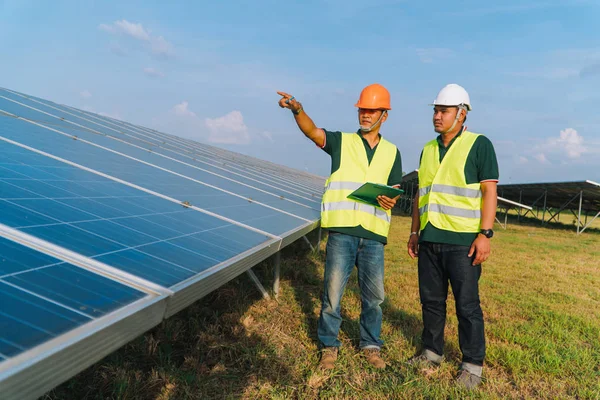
347, 182, 404, 207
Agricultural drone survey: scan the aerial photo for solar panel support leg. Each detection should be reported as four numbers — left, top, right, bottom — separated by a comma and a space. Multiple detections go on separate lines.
518, 190, 523, 222
247, 269, 270, 300
273, 251, 281, 299
317, 227, 322, 249
577, 190, 583, 234
495, 207, 508, 229
542, 190, 547, 223
303, 235, 315, 252
579, 210, 600, 235
545, 191, 581, 225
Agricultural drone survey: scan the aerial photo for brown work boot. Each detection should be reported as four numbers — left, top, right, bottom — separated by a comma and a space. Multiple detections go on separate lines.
319, 347, 338, 370
363, 348, 386, 369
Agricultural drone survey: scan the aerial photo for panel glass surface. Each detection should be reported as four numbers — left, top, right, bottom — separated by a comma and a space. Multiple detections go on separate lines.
0, 102, 312, 235
0, 139, 273, 286
0, 237, 147, 360
0, 90, 322, 214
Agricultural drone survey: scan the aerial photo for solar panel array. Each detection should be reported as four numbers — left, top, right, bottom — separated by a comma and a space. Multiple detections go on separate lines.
498, 180, 600, 212
0, 87, 323, 399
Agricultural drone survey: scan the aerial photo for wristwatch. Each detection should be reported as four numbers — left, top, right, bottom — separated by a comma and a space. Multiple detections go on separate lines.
479, 229, 494, 239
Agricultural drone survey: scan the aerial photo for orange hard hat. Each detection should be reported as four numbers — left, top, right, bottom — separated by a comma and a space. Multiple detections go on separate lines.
354, 83, 391, 110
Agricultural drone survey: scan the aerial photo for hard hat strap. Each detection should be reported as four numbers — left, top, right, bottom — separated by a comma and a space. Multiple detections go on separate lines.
443, 105, 466, 134
360, 110, 387, 132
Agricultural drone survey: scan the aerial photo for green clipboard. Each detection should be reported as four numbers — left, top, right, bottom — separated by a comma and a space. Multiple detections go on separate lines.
347, 182, 404, 207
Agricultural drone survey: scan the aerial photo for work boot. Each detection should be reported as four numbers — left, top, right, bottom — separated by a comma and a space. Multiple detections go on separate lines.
318, 347, 338, 370
406, 350, 442, 370
456, 369, 482, 389
363, 348, 386, 369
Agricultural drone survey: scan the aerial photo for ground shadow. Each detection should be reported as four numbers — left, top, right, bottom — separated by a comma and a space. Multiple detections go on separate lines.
47, 264, 295, 399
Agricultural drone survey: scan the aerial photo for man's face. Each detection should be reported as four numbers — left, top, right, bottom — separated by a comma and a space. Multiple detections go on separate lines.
433, 106, 462, 133
358, 108, 386, 130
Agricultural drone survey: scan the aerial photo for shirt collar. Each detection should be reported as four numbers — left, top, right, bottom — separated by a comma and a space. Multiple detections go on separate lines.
436, 125, 466, 148
356, 130, 382, 141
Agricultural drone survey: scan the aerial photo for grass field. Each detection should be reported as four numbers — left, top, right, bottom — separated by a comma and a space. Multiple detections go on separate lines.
46, 216, 600, 399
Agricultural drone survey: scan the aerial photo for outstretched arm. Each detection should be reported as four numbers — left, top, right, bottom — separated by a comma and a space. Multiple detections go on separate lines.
277, 91, 325, 148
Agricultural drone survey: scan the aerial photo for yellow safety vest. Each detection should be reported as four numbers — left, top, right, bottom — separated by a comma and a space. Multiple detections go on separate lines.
418, 130, 482, 233
321, 132, 397, 238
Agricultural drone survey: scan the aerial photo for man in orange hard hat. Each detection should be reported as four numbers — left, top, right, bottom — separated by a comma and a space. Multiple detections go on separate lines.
277, 84, 403, 370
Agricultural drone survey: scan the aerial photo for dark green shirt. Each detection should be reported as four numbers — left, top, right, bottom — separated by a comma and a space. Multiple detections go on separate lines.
419, 128, 499, 246
322, 130, 403, 244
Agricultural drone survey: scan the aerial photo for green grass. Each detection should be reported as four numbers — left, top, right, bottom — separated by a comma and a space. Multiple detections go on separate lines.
46, 216, 600, 399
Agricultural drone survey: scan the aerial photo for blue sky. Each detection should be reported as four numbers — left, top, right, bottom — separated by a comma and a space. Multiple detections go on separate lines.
1, 0, 599, 183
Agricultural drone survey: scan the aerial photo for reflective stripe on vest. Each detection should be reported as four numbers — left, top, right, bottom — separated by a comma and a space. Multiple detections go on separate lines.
325, 181, 363, 191
322, 201, 392, 224
321, 132, 397, 238
418, 130, 483, 233
419, 184, 482, 199
419, 204, 481, 219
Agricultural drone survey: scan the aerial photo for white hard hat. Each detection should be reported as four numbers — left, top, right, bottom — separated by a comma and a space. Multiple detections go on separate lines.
430, 84, 472, 111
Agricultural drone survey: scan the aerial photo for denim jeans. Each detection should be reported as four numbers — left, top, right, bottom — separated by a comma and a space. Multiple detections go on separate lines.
418, 242, 485, 366
317, 232, 385, 349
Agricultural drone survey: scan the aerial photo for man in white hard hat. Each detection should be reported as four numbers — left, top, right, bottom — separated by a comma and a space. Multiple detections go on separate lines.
277, 85, 403, 371
407, 84, 498, 389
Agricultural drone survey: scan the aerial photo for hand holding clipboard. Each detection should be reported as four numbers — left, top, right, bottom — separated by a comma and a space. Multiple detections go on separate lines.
347, 182, 404, 210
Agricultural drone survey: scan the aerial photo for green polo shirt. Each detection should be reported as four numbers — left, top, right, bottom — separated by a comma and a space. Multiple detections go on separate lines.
419, 128, 499, 246
322, 130, 403, 244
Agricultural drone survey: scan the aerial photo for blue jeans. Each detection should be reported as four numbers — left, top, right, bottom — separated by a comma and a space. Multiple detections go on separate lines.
317, 232, 385, 349
418, 242, 485, 365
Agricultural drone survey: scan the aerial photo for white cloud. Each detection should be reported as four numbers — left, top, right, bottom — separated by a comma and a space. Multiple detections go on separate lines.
205, 111, 250, 145
416, 48, 455, 64
548, 128, 586, 158
99, 20, 174, 57
517, 156, 529, 164
529, 128, 590, 164
143, 67, 165, 78
80, 90, 92, 99
100, 20, 150, 41
150, 36, 174, 57
172, 101, 196, 117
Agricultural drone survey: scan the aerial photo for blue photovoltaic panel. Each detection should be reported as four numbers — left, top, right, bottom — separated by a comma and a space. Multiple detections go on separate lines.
0, 140, 273, 287
0, 87, 323, 398
6, 90, 324, 216
6, 90, 324, 200
0, 103, 316, 236
0, 236, 147, 359
0, 90, 321, 220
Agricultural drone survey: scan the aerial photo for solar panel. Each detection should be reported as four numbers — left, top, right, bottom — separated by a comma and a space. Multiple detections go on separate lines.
498, 180, 600, 211
1, 88, 324, 207
0, 87, 324, 398
0, 140, 275, 287
0, 236, 149, 358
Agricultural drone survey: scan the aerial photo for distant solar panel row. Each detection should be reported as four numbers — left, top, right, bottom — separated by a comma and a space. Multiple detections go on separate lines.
0, 87, 323, 399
